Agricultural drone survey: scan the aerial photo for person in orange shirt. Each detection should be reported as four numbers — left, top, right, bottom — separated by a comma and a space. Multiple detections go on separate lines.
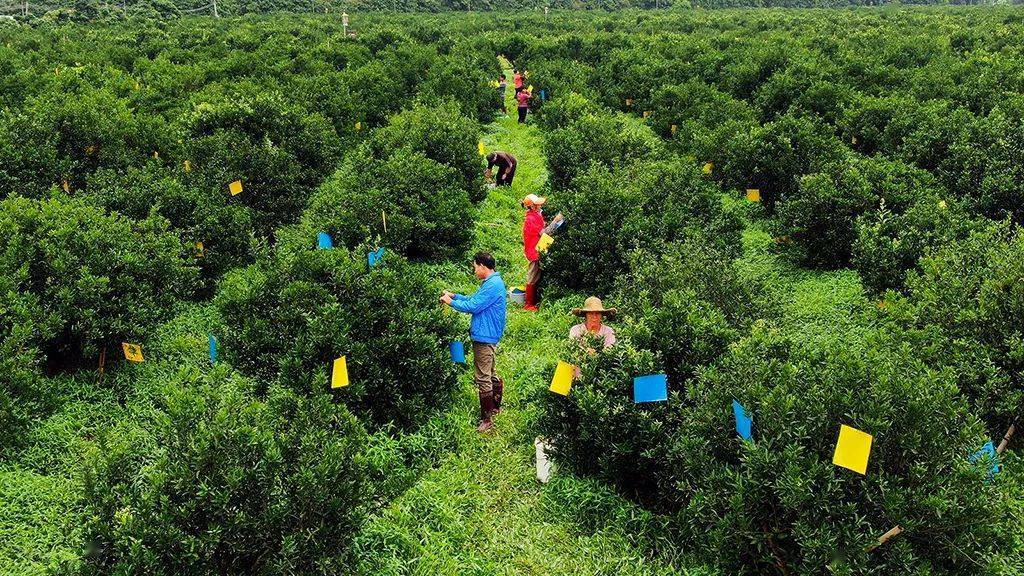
513, 69, 524, 95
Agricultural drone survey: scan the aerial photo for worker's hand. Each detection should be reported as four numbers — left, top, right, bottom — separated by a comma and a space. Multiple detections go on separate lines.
552, 213, 564, 224
442, 291, 455, 299
440, 293, 454, 305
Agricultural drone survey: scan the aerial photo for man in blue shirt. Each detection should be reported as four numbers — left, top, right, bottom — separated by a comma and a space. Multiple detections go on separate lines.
441, 252, 507, 432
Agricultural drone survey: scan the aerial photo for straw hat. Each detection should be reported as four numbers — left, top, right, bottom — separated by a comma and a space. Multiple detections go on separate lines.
572, 296, 616, 316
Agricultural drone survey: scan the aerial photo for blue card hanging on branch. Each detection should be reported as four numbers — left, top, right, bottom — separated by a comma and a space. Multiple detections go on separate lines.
367, 247, 385, 268
317, 231, 333, 249
450, 341, 466, 364
633, 374, 668, 403
208, 334, 217, 364
732, 399, 752, 441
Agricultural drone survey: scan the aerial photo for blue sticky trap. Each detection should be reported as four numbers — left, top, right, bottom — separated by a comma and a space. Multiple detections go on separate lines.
540, 89, 546, 101
317, 231, 333, 249
633, 374, 668, 403
208, 334, 217, 364
732, 399, 752, 441
367, 247, 385, 268
970, 440, 1000, 479
450, 341, 466, 364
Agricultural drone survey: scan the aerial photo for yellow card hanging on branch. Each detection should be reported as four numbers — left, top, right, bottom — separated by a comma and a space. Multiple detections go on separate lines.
478, 140, 486, 156
184, 160, 192, 172
355, 121, 362, 131
331, 355, 349, 388
195, 242, 205, 258
122, 342, 144, 363
703, 162, 713, 175
746, 189, 761, 203
229, 180, 243, 196
642, 110, 651, 119
549, 360, 576, 396
671, 124, 678, 136
832, 424, 873, 475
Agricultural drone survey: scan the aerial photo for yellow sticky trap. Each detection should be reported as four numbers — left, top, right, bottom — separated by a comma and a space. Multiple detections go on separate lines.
536, 233, 554, 253
382, 210, 388, 233
134, 81, 140, 91
332, 356, 349, 388
851, 135, 858, 145
746, 189, 761, 203
195, 242, 204, 258
671, 124, 678, 135
527, 85, 533, 92
643, 110, 651, 119
122, 342, 144, 363
355, 121, 362, 131
549, 360, 575, 396
153, 151, 159, 159
833, 424, 873, 475
625, 98, 633, 106
61, 180, 70, 193
184, 160, 192, 172
85, 145, 96, 155
229, 180, 243, 196
478, 140, 486, 156
703, 162, 713, 175
938, 200, 947, 210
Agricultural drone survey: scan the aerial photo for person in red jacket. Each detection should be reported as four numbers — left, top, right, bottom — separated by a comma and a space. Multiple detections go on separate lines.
521, 193, 553, 311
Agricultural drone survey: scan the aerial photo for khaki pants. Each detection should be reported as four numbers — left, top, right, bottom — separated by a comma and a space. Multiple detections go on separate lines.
472, 342, 500, 394
527, 259, 541, 285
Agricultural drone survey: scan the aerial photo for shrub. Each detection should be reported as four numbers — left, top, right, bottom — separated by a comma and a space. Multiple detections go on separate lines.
0, 195, 197, 366
214, 242, 461, 429
303, 150, 474, 262
78, 380, 370, 575
182, 81, 343, 234
364, 101, 484, 202
618, 242, 767, 387
84, 164, 257, 282
852, 194, 981, 295
544, 104, 664, 191
537, 323, 1021, 573
776, 162, 875, 269
708, 113, 847, 212
546, 159, 743, 295
893, 222, 1024, 438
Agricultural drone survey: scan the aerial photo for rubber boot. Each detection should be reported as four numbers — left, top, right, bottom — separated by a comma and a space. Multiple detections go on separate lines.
477, 391, 495, 433
524, 283, 539, 312
492, 377, 504, 416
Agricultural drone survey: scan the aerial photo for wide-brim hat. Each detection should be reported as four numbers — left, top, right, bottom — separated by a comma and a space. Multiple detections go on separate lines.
572, 296, 616, 316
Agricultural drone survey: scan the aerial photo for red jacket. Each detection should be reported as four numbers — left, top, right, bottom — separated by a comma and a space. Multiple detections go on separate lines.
516, 90, 531, 108
523, 210, 544, 262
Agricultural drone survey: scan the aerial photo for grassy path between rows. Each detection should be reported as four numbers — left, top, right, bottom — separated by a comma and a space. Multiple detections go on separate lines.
351, 80, 709, 576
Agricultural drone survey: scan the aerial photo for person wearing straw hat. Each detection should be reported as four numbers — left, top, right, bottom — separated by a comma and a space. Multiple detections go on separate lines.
521, 193, 560, 312
569, 297, 617, 351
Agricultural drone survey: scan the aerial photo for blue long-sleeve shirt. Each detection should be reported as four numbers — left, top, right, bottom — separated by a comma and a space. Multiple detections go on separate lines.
450, 271, 507, 345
